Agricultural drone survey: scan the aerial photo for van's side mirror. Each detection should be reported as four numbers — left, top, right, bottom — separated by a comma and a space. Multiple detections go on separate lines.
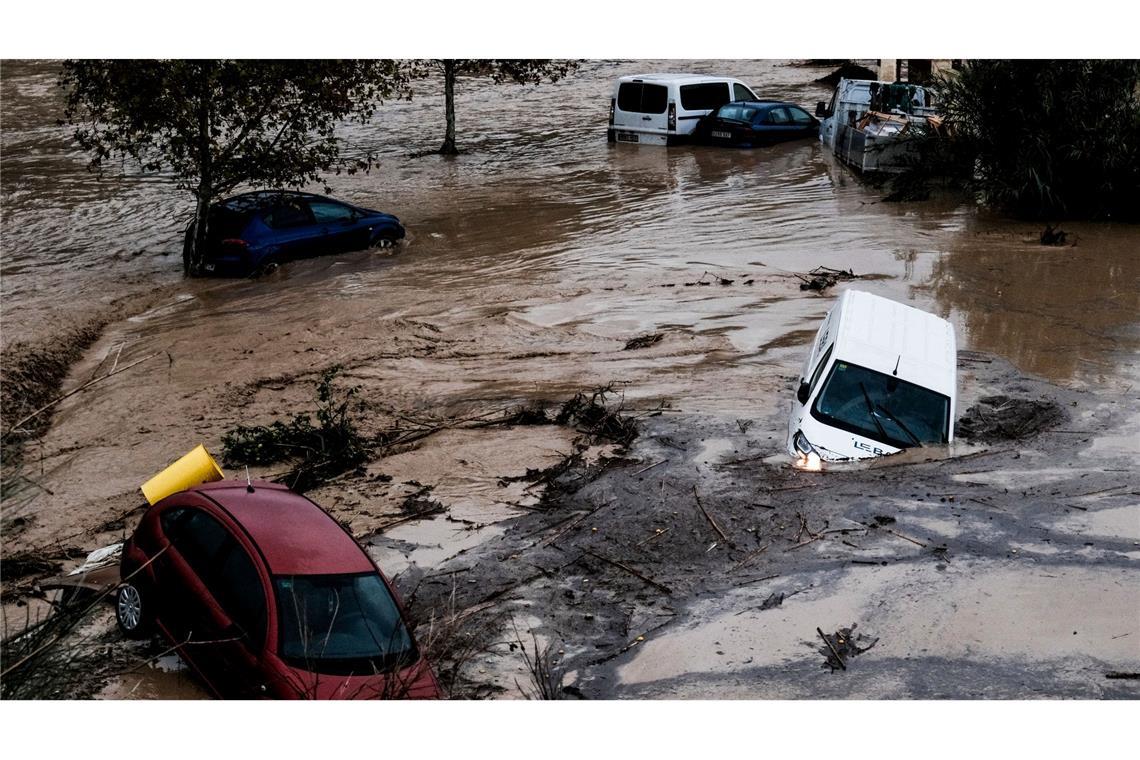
797, 381, 810, 405
815, 101, 828, 118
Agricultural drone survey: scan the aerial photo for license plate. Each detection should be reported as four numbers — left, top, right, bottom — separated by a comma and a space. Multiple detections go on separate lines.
616, 131, 639, 143
711, 130, 733, 140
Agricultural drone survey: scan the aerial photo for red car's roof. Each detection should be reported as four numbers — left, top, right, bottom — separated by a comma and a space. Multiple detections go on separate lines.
192, 481, 375, 576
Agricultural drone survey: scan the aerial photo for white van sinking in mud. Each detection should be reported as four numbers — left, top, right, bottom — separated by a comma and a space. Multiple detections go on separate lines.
787, 290, 956, 466
607, 74, 758, 146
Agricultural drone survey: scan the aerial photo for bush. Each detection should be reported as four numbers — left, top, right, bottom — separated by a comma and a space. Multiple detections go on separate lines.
910, 60, 1140, 220
221, 366, 369, 492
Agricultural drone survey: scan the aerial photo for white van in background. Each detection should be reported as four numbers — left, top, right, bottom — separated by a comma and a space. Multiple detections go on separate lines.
607, 74, 758, 146
787, 290, 957, 465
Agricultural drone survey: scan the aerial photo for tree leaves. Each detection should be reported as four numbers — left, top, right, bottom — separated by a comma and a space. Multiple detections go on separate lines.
59, 60, 415, 273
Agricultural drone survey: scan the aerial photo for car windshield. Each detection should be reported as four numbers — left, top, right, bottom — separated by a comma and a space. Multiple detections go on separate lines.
811, 360, 950, 449
275, 573, 416, 675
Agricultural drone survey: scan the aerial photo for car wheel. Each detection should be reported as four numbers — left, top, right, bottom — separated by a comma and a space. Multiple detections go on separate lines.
116, 582, 151, 639
369, 234, 396, 250
252, 259, 280, 277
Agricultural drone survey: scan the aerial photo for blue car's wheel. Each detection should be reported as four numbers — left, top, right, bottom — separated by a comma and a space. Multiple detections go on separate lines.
369, 232, 398, 249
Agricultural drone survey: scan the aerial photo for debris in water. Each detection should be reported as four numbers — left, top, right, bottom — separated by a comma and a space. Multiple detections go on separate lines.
760, 592, 785, 610
1039, 225, 1068, 246
817, 624, 879, 672
555, 385, 639, 446
623, 333, 664, 351
796, 266, 860, 292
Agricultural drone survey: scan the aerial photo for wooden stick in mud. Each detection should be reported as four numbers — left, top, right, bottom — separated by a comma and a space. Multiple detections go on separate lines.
817, 627, 847, 671
883, 528, 927, 547
693, 485, 729, 543
730, 543, 770, 572
4, 352, 160, 439
582, 549, 672, 595
636, 528, 670, 547
541, 499, 615, 547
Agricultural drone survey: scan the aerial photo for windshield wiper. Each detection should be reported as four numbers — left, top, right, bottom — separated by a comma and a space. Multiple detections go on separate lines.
875, 401, 922, 447
858, 382, 889, 442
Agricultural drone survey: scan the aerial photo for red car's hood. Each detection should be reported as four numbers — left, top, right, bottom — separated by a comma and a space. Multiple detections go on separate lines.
267, 658, 441, 700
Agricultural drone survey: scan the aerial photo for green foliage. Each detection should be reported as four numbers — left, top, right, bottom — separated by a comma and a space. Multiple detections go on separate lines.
59, 60, 413, 273
916, 60, 1140, 220
221, 366, 370, 492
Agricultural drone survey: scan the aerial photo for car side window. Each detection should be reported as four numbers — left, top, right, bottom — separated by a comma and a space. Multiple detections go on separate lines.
171, 509, 230, 578
809, 345, 835, 394
309, 202, 355, 224
263, 200, 312, 229
767, 108, 791, 125
789, 107, 814, 124
679, 82, 731, 111
733, 83, 754, 101
166, 508, 267, 643
212, 540, 267, 645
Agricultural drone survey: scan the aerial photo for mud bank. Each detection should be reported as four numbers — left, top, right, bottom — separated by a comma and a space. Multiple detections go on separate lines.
389, 354, 1139, 699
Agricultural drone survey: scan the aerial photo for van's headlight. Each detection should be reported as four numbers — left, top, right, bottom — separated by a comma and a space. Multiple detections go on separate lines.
792, 431, 823, 471
793, 431, 816, 457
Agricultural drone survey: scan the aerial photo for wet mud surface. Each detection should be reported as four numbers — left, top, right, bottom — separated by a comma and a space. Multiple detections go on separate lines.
386, 355, 1138, 699
2, 60, 1138, 699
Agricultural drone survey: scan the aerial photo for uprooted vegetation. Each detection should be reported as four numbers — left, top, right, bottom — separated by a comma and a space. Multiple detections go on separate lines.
955, 395, 1066, 442
222, 366, 371, 492
0, 580, 155, 700
222, 369, 644, 493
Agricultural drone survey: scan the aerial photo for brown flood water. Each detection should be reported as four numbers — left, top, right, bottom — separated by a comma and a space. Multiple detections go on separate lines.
2, 59, 1138, 698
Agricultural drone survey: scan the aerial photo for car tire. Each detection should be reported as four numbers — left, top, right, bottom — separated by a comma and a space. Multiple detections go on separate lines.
369, 234, 396, 250
116, 581, 151, 639
252, 259, 280, 278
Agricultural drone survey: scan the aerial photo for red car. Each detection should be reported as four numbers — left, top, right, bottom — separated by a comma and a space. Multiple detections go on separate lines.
116, 480, 440, 699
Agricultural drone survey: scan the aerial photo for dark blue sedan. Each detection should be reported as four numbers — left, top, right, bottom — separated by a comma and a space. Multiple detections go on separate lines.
186, 191, 406, 277
692, 100, 820, 148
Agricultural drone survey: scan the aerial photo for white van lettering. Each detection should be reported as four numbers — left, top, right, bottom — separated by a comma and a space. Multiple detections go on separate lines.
852, 439, 887, 456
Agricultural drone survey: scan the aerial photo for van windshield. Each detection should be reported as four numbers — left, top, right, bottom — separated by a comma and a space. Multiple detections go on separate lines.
811, 360, 949, 448
275, 573, 416, 675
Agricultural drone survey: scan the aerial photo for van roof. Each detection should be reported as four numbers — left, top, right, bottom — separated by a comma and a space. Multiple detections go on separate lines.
618, 73, 744, 85
832, 290, 956, 397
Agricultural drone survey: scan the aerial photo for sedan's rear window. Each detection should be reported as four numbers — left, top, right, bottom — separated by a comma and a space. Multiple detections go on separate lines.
617, 82, 667, 114
680, 82, 730, 111
275, 573, 416, 676
205, 208, 252, 242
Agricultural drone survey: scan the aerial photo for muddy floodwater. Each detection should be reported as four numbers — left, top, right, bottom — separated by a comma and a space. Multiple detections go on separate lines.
2, 60, 1138, 699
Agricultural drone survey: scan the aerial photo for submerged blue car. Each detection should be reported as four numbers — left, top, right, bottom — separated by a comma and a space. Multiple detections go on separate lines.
692, 100, 820, 148
186, 191, 406, 276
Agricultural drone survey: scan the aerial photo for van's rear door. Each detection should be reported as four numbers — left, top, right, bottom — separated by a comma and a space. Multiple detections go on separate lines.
613, 81, 669, 141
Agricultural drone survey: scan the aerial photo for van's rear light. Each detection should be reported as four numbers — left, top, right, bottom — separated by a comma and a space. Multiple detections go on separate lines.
667, 102, 677, 131
609, 98, 615, 126
221, 238, 249, 248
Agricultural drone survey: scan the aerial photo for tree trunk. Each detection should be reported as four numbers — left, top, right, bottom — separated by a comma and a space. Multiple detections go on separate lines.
186, 192, 211, 276
440, 60, 459, 155
186, 67, 214, 277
